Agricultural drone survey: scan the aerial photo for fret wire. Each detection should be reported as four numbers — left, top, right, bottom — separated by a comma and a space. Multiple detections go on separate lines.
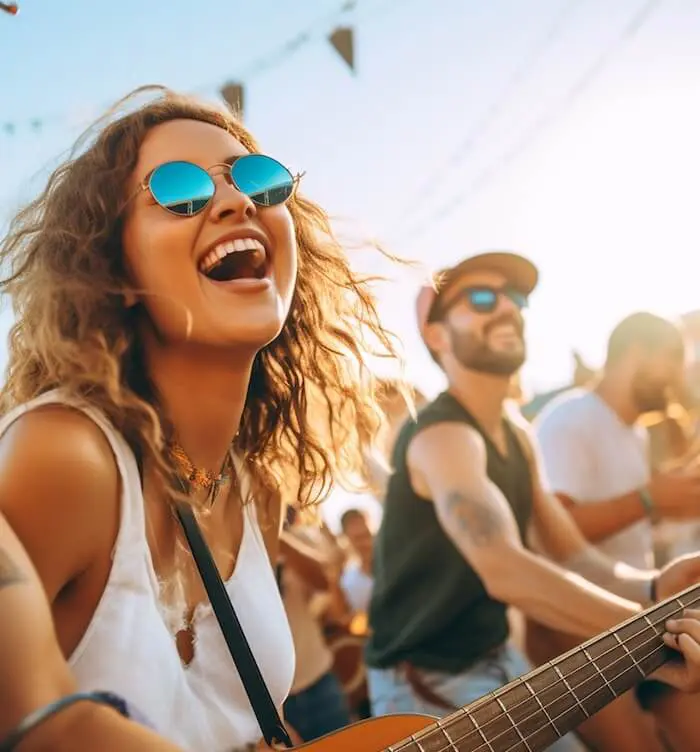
642, 613, 658, 634
467, 709, 496, 752
435, 718, 459, 752
521, 676, 559, 735
495, 696, 533, 751
581, 646, 615, 699
460, 642, 672, 752
611, 630, 645, 676
397, 591, 700, 752
552, 664, 591, 718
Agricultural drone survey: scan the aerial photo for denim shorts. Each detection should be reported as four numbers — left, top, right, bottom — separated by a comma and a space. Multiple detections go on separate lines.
283, 670, 351, 742
368, 643, 583, 752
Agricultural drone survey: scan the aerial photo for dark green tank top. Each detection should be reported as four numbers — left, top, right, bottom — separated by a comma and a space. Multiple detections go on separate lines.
365, 391, 534, 673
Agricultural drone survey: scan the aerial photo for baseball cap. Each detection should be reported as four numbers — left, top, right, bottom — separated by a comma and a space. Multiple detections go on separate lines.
416, 251, 539, 338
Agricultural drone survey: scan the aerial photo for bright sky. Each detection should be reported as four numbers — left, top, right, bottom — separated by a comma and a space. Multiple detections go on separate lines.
3, 0, 700, 414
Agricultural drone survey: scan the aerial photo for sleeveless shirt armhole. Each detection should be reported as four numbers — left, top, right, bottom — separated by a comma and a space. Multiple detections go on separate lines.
231, 454, 272, 561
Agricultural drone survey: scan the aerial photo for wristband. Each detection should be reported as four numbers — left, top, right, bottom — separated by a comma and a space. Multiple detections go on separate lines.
639, 486, 655, 517
0, 691, 131, 752
650, 574, 659, 603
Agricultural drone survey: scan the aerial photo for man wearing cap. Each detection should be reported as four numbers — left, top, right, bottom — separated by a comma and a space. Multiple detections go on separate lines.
364, 251, 700, 750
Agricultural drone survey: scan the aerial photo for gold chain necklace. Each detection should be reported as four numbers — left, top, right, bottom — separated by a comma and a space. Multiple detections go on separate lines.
168, 442, 232, 507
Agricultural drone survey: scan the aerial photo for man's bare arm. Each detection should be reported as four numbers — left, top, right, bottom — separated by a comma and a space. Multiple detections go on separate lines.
516, 423, 658, 605
407, 422, 643, 638
556, 490, 650, 543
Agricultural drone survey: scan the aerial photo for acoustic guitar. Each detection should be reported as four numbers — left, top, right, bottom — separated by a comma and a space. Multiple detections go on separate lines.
289, 581, 699, 751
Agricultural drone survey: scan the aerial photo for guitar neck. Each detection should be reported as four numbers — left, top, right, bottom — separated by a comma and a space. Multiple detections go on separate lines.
391, 583, 700, 752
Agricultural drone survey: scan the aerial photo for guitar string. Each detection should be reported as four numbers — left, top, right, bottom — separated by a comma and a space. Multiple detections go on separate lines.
459, 636, 682, 752
417, 595, 700, 752
393, 594, 700, 752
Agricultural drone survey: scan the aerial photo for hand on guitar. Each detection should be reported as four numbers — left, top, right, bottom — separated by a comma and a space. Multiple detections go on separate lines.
650, 553, 700, 691
657, 608, 700, 691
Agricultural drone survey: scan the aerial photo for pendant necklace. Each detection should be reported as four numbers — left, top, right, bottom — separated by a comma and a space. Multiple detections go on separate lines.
168, 442, 233, 507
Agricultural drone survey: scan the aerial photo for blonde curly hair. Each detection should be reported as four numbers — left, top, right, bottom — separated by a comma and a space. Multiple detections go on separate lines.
0, 85, 402, 517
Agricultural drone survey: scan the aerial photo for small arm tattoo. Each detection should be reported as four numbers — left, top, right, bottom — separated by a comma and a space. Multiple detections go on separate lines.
0, 547, 26, 589
443, 491, 503, 546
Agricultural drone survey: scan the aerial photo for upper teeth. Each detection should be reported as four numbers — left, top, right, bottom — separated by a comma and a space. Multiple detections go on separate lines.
200, 237, 265, 272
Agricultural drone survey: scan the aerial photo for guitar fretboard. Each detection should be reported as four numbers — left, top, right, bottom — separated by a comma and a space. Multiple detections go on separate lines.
388, 584, 700, 752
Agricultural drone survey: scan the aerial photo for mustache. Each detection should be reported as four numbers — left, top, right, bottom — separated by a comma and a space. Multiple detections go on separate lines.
485, 314, 524, 337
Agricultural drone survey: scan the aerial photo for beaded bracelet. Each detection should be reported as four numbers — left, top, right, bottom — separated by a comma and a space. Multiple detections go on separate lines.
0, 691, 131, 751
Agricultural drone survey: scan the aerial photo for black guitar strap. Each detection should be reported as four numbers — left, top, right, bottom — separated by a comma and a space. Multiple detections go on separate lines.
175, 501, 293, 749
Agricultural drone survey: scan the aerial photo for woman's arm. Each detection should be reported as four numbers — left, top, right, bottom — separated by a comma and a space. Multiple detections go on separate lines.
0, 513, 184, 751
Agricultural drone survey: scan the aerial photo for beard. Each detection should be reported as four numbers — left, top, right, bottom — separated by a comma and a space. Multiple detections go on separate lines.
448, 315, 526, 376
631, 372, 671, 414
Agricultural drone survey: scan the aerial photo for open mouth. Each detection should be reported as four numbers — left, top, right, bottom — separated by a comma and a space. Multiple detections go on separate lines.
199, 238, 268, 282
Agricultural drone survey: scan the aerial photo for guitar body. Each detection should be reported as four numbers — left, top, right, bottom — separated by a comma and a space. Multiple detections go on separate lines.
292, 713, 436, 751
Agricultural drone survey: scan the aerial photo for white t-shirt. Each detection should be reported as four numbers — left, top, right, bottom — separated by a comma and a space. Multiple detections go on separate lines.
534, 389, 653, 569
340, 561, 373, 614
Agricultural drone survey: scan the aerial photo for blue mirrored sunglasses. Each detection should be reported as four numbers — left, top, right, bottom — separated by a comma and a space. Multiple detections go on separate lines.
139, 155, 303, 217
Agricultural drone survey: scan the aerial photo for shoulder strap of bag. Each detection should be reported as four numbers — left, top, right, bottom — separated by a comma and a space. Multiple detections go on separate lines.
175, 501, 293, 749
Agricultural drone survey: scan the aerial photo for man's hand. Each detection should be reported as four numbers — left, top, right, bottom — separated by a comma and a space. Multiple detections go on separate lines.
652, 556, 700, 692
655, 553, 700, 602
655, 609, 700, 691
648, 469, 700, 520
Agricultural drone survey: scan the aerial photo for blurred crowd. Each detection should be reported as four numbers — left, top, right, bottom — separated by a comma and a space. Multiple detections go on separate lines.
279, 263, 700, 752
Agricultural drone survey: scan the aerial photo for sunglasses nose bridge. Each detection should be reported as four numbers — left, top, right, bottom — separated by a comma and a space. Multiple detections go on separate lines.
208, 170, 256, 220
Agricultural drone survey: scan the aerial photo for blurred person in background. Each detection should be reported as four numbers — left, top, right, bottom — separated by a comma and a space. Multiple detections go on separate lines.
530, 312, 700, 750
365, 251, 700, 752
535, 312, 700, 570
279, 508, 353, 742
339, 508, 374, 616
0, 85, 401, 751
648, 310, 700, 565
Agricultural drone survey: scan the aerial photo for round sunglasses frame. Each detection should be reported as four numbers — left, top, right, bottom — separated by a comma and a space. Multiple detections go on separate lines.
136, 155, 305, 217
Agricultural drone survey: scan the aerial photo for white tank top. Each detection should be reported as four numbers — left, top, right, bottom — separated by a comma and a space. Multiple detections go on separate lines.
0, 391, 295, 751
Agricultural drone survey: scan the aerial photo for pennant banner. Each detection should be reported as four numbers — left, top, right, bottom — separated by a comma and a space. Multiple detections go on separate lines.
220, 82, 245, 120
329, 27, 355, 73
2, 0, 364, 137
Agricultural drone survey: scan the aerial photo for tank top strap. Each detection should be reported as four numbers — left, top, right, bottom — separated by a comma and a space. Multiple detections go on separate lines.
230, 452, 270, 559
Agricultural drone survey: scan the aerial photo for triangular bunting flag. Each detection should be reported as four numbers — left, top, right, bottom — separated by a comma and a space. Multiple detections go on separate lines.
329, 26, 355, 73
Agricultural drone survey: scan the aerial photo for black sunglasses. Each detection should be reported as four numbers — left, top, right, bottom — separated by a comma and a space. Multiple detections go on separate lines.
434, 285, 529, 318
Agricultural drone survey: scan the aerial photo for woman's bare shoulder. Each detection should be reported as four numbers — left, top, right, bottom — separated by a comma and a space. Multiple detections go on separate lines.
0, 404, 121, 599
